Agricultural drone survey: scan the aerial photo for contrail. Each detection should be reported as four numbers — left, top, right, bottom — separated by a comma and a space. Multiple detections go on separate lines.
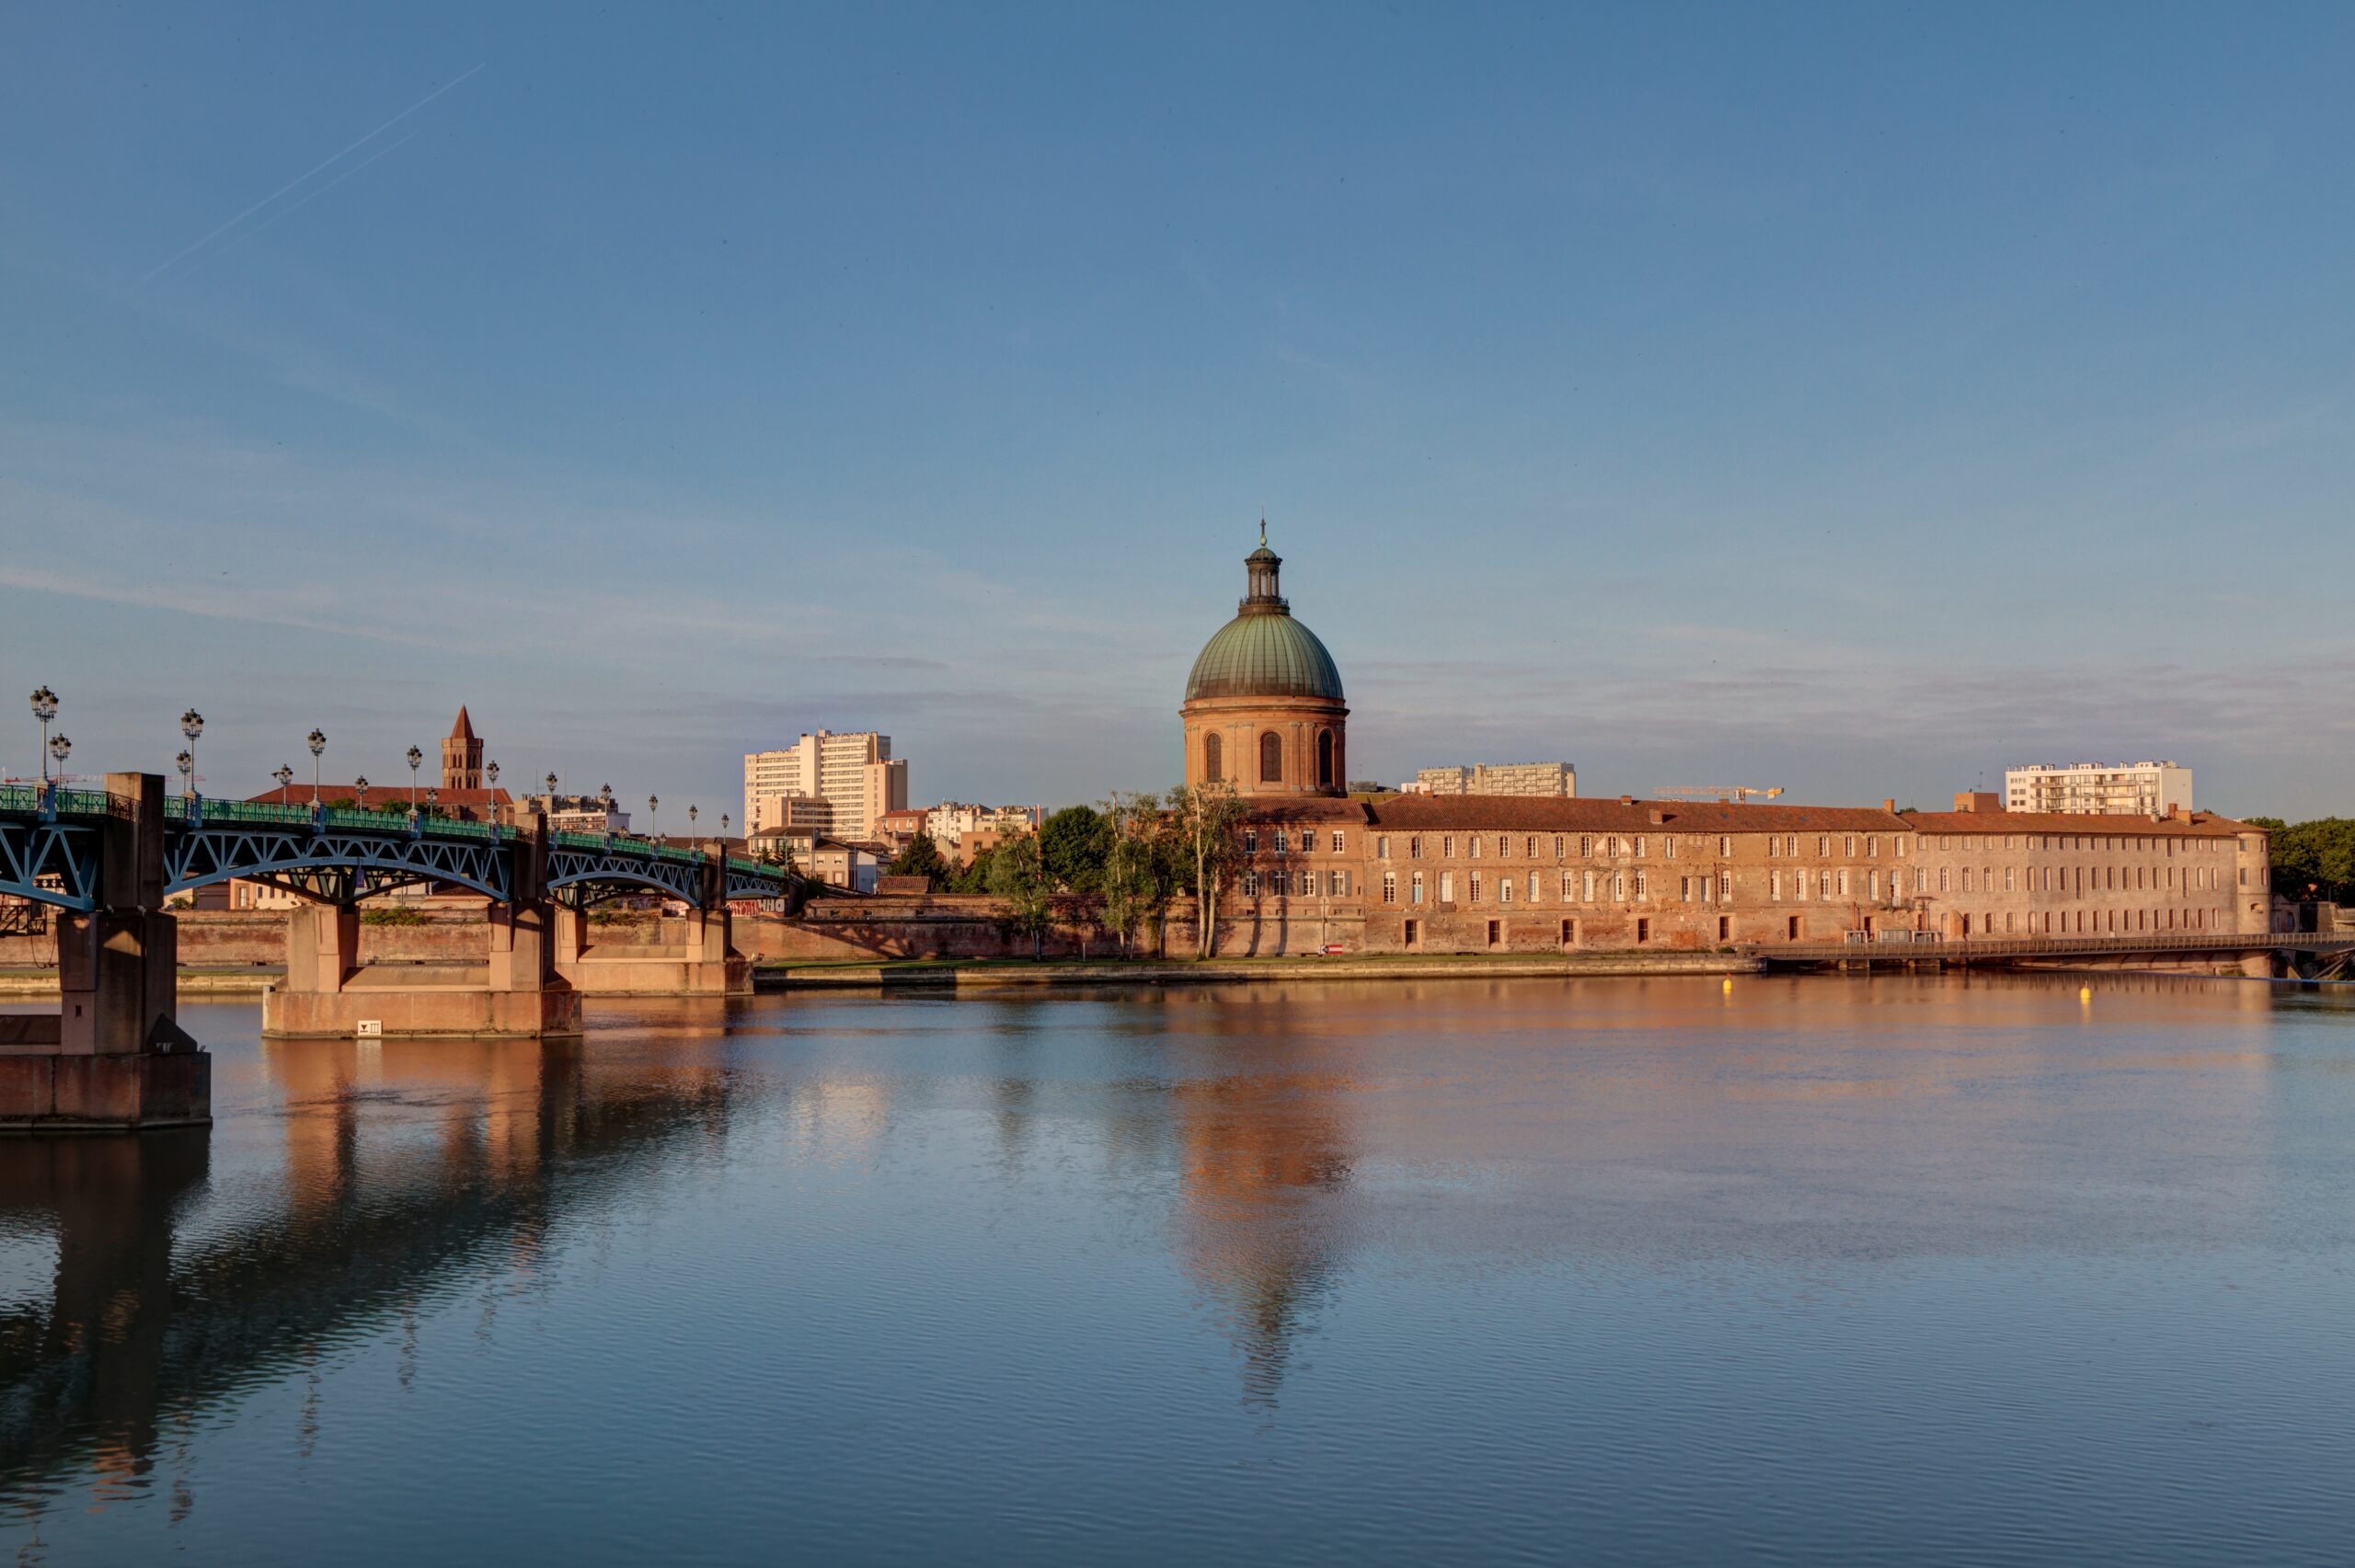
210, 127, 426, 259
142, 63, 484, 282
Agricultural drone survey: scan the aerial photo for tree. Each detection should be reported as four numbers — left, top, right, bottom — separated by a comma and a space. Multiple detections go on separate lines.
1040, 805, 1111, 893
1098, 791, 1165, 957
887, 830, 951, 887
2251, 817, 2355, 903
946, 843, 997, 895
1166, 780, 1245, 958
988, 830, 1054, 958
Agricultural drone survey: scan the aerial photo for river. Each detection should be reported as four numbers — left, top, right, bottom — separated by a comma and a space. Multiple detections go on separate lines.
2, 975, 2351, 1565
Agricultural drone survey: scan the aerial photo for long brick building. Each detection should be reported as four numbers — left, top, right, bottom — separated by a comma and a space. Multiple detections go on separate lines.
1185, 539, 2272, 956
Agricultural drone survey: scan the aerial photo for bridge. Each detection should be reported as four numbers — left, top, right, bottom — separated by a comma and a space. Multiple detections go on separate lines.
0, 774, 799, 1128
1757, 928, 2355, 979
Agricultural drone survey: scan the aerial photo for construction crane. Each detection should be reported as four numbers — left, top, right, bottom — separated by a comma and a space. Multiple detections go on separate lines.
1655, 785, 1786, 804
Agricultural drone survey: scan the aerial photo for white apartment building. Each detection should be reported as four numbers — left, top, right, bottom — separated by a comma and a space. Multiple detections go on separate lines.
2004, 761, 2192, 818
1411, 761, 1577, 797
743, 729, 909, 841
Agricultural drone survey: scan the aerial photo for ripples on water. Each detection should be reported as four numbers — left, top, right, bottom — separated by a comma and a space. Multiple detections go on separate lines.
2, 975, 2352, 1565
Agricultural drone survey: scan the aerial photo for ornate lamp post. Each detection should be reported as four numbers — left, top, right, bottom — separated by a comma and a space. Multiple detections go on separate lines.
485, 760, 501, 829
179, 709, 204, 803
29, 687, 58, 782
648, 795, 659, 839
354, 775, 370, 811
307, 729, 327, 805
426, 786, 439, 816
721, 812, 729, 840
688, 804, 698, 834
407, 745, 423, 808
274, 764, 294, 795
598, 783, 615, 821
48, 734, 70, 784
176, 750, 192, 793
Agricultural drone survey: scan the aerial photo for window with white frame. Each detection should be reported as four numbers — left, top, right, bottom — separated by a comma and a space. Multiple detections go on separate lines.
1383, 872, 1397, 905
1244, 829, 1258, 853
1243, 871, 1258, 897
1411, 871, 1425, 904
1440, 871, 1455, 902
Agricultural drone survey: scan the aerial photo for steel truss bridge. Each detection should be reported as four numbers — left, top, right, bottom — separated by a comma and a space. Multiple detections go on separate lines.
0, 784, 795, 911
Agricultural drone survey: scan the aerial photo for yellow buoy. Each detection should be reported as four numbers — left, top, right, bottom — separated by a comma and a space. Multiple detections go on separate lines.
2080, 986, 2093, 1001
1722, 978, 1734, 992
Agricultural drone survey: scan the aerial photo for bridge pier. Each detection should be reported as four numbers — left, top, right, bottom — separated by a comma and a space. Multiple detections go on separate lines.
0, 774, 210, 1131
557, 849, 751, 996
262, 828, 582, 1039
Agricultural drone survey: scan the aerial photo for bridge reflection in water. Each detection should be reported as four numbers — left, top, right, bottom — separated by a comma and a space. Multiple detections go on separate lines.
0, 976, 2346, 1563
0, 1029, 740, 1515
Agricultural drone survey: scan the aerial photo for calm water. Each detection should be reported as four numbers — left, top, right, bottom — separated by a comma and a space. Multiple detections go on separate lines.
3, 975, 2353, 1565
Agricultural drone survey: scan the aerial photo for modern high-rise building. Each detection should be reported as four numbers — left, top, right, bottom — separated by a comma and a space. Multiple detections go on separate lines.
743, 730, 909, 842
1412, 761, 1577, 797
2004, 761, 2191, 818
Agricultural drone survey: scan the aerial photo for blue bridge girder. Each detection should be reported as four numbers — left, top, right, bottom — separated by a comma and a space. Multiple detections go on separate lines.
0, 787, 795, 912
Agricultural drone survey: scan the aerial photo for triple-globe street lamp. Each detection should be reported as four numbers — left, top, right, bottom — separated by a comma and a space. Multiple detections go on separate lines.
307, 730, 327, 805
179, 709, 204, 802
407, 746, 424, 809
29, 687, 58, 782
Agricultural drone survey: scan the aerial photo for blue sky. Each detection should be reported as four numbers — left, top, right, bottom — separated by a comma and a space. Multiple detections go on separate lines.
3, 4, 2349, 818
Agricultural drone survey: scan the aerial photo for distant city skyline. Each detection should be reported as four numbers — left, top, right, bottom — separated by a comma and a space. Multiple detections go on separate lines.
4, 6, 2350, 818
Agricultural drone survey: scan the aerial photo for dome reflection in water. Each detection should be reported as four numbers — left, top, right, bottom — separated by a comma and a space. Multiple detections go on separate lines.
0, 978, 2352, 1566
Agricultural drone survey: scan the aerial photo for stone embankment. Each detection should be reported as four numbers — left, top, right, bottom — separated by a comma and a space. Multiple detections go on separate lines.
762, 951, 1759, 990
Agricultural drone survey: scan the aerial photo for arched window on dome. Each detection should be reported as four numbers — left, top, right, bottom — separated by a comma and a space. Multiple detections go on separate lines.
1315, 730, 1335, 789
1203, 732, 1223, 783
1259, 731, 1283, 784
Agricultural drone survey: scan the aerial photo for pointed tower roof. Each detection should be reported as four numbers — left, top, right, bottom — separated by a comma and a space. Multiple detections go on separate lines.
449, 706, 477, 740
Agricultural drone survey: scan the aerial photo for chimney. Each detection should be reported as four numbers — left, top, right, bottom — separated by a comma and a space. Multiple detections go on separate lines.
1619, 795, 1634, 807
1952, 791, 2002, 814
1882, 798, 1896, 812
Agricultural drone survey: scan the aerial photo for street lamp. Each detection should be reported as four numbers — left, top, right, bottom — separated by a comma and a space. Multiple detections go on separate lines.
407, 745, 423, 808
274, 764, 294, 795
176, 750, 192, 792
721, 812, 729, 840
29, 687, 57, 782
426, 786, 439, 816
648, 795, 659, 839
180, 709, 204, 802
48, 734, 70, 782
307, 729, 327, 805
354, 775, 370, 811
688, 804, 698, 831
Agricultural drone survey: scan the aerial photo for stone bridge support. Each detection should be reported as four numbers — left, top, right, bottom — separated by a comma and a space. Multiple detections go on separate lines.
0, 773, 210, 1130
558, 847, 751, 996
263, 821, 582, 1038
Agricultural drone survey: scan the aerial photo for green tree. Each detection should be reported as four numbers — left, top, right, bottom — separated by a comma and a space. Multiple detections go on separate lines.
1097, 791, 1165, 957
946, 843, 997, 895
2252, 817, 2355, 902
988, 830, 1054, 958
1166, 780, 1245, 958
887, 830, 951, 887
1039, 805, 1111, 893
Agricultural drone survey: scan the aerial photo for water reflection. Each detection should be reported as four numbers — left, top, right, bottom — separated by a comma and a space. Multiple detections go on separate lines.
0, 977, 2351, 1566
0, 1034, 739, 1516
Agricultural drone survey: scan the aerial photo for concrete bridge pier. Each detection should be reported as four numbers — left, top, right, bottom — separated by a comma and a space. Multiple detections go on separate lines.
558, 848, 751, 997
263, 825, 582, 1039
0, 773, 210, 1130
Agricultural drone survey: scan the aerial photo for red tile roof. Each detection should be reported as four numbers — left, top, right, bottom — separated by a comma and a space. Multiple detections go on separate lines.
247, 784, 511, 811
1902, 809, 2253, 838
449, 706, 477, 740
1364, 795, 1908, 833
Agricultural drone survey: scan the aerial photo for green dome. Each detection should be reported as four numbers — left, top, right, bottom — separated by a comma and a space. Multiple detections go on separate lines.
1185, 611, 1345, 703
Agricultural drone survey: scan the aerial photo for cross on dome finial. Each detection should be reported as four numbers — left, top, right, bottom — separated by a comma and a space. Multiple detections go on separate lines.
1259, 515, 1267, 547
